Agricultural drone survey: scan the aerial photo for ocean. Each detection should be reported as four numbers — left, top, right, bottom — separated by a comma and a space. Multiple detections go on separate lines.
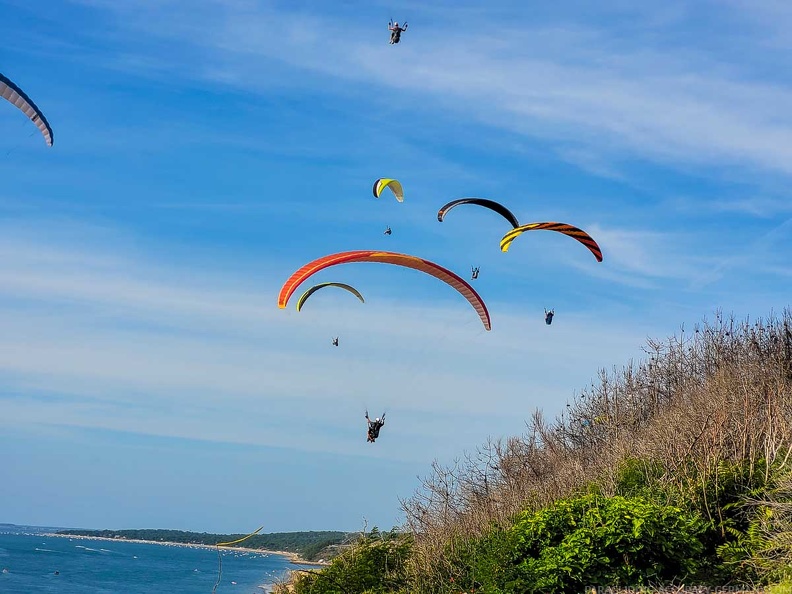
0, 529, 316, 594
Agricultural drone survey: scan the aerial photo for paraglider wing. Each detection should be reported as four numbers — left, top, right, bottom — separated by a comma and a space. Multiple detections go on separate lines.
0, 72, 53, 147
500, 222, 603, 262
372, 178, 404, 202
278, 251, 491, 330
296, 282, 365, 312
437, 198, 520, 228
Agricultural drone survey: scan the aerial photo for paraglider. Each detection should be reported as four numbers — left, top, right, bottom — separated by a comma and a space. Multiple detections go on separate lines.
366, 410, 386, 443
384, 226, 392, 235
388, 20, 408, 44
500, 222, 603, 262
373, 178, 404, 202
295, 282, 364, 312
437, 198, 520, 229
545, 308, 555, 325
278, 250, 491, 331
471, 266, 480, 280
1, 72, 53, 147
332, 337, 339, 347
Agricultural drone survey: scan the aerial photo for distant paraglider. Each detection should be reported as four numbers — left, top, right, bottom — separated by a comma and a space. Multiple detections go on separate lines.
366, 410, 386, 442
437, 198, 520, 229
384, 226, 392, 235
388, 20, 408, 44
278, 250, 491, 331
545, 309, 555, 325
471, 266, 480, 280
500, 222, 603, 262
1, 72, 53, 147
373, 178, 404, 202
332, 337, 339, 347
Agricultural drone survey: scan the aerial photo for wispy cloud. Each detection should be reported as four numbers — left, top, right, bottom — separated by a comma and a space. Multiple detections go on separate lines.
706, 195, 792, 218
66, 0, 792, 181
0, 220, 652, 461
689, 215, 792, 289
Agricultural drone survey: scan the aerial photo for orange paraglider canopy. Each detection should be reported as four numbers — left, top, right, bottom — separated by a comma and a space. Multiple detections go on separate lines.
278, 250, 491, 331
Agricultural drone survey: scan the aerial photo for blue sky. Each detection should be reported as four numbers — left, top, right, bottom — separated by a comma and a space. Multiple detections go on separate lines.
1, 0, 791, 534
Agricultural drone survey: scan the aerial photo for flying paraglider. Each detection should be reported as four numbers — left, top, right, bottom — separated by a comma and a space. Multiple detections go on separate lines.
388, 20, 408, 44
1, 72, 53, 147
545, 309, 555, 325
278, 250, 491, 331
332, 337, 339, 347
295, 282, 365, 312
373, 178, 404, 202
384, 226, 392, 235
437, 198, 520, 229
471, 266, 480, 280
366, 410, 386, 443
500, 222, 603, 262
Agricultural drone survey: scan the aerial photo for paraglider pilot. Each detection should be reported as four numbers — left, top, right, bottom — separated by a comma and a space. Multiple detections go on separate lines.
384, 226, 392, 235
332, 337, 339, 346
471, 266, 480, 280
545, 309, 555, 325
389, 20, 408, 44
365, 410, 386, 443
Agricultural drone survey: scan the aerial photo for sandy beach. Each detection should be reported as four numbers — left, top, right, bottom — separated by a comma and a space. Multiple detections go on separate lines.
45, 532, 329, 566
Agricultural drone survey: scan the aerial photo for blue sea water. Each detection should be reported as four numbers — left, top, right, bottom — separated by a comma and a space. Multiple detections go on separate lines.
0, 530, 315, 594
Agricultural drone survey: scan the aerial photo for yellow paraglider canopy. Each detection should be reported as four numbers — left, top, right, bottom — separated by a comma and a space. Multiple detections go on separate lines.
372, 178, 404, 202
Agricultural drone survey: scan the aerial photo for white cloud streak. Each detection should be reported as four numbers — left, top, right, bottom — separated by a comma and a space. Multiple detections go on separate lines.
0, 223, 652, 461
67, 0, 792, 179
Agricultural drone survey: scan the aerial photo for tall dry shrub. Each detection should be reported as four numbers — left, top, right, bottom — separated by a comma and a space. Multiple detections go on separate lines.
400, 309, 792, 587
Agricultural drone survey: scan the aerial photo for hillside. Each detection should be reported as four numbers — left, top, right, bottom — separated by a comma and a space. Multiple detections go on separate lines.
279, 310, 792, 593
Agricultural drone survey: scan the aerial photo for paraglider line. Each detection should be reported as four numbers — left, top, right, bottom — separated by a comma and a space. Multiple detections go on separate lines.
212, 526, 264, 594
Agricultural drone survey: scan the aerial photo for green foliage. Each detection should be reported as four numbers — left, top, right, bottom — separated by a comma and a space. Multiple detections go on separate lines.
471, 494, 708, 594
768, 579, 792, 594
292, 528, 412, 594
724, 468, 792, 585
612, 456, 784, 585
301, 537, 343, 562
694, 458, 778, 584
613, 458, 667, 501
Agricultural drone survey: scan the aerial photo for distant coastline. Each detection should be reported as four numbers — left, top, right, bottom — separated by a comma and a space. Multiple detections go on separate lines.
46, 532, 329, 566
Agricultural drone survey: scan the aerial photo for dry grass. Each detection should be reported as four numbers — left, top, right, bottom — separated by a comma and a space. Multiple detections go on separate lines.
400, 309, 792, 583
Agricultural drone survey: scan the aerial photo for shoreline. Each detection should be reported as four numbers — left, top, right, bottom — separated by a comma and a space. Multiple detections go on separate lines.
44, 532, 329, 566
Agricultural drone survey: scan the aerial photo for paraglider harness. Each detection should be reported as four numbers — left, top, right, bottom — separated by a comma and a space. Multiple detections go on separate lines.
384, 226, 392, 235
366, 410, 386, 442
545, 309, 554, 325
332, 337, 339, 346
389, 19, 408, 44
471, 266, 480, 280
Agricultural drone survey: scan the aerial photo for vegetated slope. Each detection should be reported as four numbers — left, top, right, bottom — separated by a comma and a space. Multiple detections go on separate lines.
283, 310, 792, 593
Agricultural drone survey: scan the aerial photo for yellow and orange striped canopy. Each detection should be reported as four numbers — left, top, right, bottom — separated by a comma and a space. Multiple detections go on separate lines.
500, 222, 603, 262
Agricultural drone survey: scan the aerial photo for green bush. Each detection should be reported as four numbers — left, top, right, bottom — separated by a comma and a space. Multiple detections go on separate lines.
472, 494, 708, 594
291, 529, 412, 594
614, 458, 668, 501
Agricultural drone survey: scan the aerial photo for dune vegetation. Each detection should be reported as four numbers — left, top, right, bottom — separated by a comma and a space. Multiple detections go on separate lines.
277, 309, 792, 593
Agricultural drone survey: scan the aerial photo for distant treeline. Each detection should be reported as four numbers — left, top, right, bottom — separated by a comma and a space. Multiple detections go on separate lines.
56, 529, 348, 560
